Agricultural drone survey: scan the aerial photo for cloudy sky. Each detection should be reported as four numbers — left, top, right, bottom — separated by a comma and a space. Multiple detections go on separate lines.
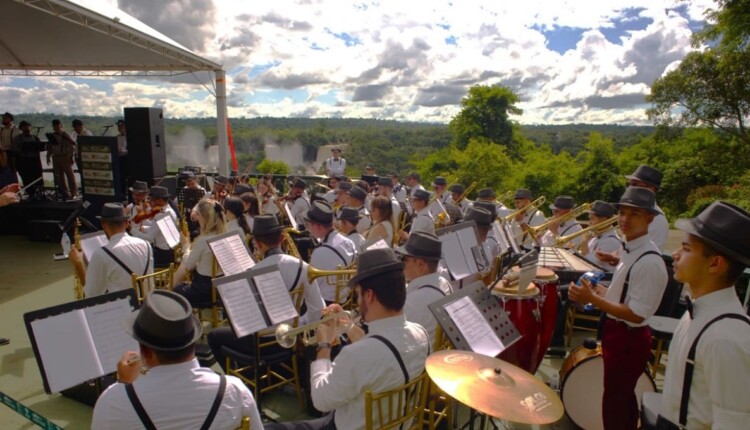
1, 0, 714, 125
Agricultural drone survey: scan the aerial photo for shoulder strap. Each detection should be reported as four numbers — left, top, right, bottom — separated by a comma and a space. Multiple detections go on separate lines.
101, 246, 134, 277
619, 250, 661, 303
678, 314, 750, 426
199, 374, 226, 430
126, 384, 157, 430
319, 244, 348, 266
418, 284, 446, 297
291, 258, 304, 291
370, 335, 408, 384
143, 246, 152, 276
559, 222, 577, 236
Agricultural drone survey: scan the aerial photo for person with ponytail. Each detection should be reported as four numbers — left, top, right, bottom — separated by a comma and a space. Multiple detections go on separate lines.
224, 196, 251, 238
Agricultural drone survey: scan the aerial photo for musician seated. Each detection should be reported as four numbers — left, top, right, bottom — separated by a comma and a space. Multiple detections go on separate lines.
332, 181, 352, 217
131, 186, 179, 268
287, 178, 311, 226
428, 176, 451, 217
581, 201, 621, 272
223, 197, 251, 240
208, 215, 325, 372
450, 184, 471, 211
323, 175, 340, 204
211, 175, 229, 202
257, 179, 279, 216
365, 195, 394, 247
346, 185, 371, 235
464, 205, 500, 263
265, 248, 430, 430
126, 181, 149, 222
92, 291, 262, 430
173, 199, 227, 306
236, 188, 259, 232
511, 188, 545, 250
336, 206, 365, 251
389, 171, 408, 206
180, 170, 206, 193
376, 176, 402, 228
397, 232, 453, 344
408, 189, 435, 236
0, 183, 20, 206
537, 196, 583, 248
69, 203, 153, 298
476, 187, 510, 218
306, 201, 356, 304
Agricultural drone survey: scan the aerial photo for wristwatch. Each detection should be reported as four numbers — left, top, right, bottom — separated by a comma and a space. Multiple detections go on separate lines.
317, 342, 332, 352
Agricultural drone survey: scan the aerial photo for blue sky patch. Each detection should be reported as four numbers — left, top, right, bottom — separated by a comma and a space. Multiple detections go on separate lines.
600, 7, 653, 45
533, 24, 586, 54
325, 28, 362, 47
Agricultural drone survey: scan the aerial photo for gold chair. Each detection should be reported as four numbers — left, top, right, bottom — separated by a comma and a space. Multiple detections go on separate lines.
224, 285, 306, 411
194, 257, 226, 329
131, 264, 175, 303
365, 371, 430, 430
565, 305, 602, 346
235, 416, 250, 430
333, 264, 357, 310
424, 326, 454, 430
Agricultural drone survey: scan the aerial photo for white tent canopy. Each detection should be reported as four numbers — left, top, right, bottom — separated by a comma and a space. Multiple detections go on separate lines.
1, 0, 229, 172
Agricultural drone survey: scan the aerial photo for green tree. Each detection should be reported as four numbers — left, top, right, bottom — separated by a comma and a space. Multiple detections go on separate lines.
694, 0, 750, 50
575, 133, 625, 204
448, 85, 522, 152
256, 159, 290, 175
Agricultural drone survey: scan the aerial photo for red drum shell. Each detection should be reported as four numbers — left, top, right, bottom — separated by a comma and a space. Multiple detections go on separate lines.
492, 285, 541, 373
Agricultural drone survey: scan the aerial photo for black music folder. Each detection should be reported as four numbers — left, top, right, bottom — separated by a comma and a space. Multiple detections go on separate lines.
24, 289, 139, 395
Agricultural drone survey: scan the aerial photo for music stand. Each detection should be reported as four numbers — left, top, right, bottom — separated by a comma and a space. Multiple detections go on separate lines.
178, 188, 205, 212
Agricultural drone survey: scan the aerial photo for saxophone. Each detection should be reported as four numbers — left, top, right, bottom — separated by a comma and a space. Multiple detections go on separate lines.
73, 218, 84, 300
282, 227, 302, 259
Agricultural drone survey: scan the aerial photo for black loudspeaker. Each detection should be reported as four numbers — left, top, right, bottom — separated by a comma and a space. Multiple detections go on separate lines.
124, 107, 167, 182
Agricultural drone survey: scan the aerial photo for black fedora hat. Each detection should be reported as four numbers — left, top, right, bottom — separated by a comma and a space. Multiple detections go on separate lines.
304, 201, 334, 225
407, 172, 420, 181
412, 189, 430, 201
397, 231, 442, 261
514, 189, 533, 200
473, 200, 497, 215
378, 176, 393, 187
337, 206, 362, 221
348, 185, 367, 202
477, 188, 496, 199
179, 171, 195, 180
129, 180, 149, 193
253, 214, 285, 236
336, 182, 353, 192
613, 187, 658, 213
19, 120, 32, 127
233, 183, 254, 195
433, 176, 447, 186
463, 206, 493, 227
291, 178, 307, 189
676, 201, 750, 266
149, 186, 170, 199
125, 290, 202, 351
450, 184, 465, 194
349, 248, 404, 287
96, 202, 129, 222
215, 175, 228, 185
550, 195, 575, 210
626, 165, 663, 189
589, 200, 615, 218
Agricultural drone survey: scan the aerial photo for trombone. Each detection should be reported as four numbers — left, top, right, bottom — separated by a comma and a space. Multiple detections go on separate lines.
308, 265, 358, 306
525, 202, 592, 241
454, 181, 478, 204
275, 310, 355, 348
502, 196, 546, 223
555, 215, 618, 248
495, 190, 513, 204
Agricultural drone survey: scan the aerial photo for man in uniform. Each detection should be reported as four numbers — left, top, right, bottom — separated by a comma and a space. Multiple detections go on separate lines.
126, 181, 149, 223
408, 189, 435, 236
569, 187, 667, 430
325, 147, 346, 178
625, 165, 669, 252
476, 187, 510, 218
92, 290, 262, 430
336, 206, 365, 251
132, 186, 179, 268
537, 196, 583, 248
69, 203, 153, 298
347, 185, 371, 235
288, 178, 311, 227
450, 184, 471, 211
0, 112, 21, 173
511, 188, 545, 250
389, 171, 408, 206
581, 201, 621, 272
46, 119, 78, 199
11, 120, 44, 196
377, 176, 402, 229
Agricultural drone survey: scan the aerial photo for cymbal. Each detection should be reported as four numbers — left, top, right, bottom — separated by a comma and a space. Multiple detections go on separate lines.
425, 350, 563, 424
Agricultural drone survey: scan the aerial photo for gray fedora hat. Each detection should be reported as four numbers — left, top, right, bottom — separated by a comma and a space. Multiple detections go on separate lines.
550, 195, 575, 210
397, 231, 442, 261
477, 188, 496, 199
433, 176, 447, 186
337, 206, 362, 221
149, 186, 170, 199
291, 178, 307, 189
304, 200, 334, 225
348, 185, 367, 202
336, 182, 353, 192
124, 290, 202, 351
676, 201, 750, 265
463, 206, 493, 227
589, 200, 615, 218
613, 187, 658, 214
253, 214, 284, 236
626, 165, 663, 189
215, 175, 228, 185
378, 176, 393, 187
473, 200, 497, 215
233, 183, 254, 195
412, 189, 430, 201
450, 184, 465, 194
514, 189, 533, 200
349, 248, 404, 287
96, 202, 129, 222
129, 180, 149, 193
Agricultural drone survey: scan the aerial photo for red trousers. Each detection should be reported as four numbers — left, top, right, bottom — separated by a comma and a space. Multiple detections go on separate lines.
601, 318, 651, 430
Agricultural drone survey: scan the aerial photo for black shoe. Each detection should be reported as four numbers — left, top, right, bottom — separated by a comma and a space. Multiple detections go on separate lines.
545, 347, 566, 357
0, 338, 9, 346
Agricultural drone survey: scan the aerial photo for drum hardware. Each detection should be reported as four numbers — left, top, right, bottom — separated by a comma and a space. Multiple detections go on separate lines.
555, 215, 617, 248
425, 350, 564, 425
274, 310, 355, 348
524, 202, 592, 241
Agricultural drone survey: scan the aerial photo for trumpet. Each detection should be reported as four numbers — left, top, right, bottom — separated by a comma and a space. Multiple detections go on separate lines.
275, 310, 355, 348
503, 196, 546, 223
555, 215, 618, 248
525, 203, 592, 241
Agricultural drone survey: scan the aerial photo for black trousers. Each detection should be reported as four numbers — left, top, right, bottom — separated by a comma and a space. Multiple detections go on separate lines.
264, 412, 336, 430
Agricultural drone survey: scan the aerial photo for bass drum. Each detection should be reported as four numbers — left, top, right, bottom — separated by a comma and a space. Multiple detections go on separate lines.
560, 344, 655, 430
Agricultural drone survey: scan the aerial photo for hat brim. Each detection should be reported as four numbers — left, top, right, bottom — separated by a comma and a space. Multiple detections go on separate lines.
253, 225, 285, 236
612, 202, 659, 214
395, 244, 441, 261
123, 309, 203, 352
625, 174, 659, 188
348, 261, 404, 288
129, 187, 148, 193
675, 219, 750, 265
96, 215, 129, 222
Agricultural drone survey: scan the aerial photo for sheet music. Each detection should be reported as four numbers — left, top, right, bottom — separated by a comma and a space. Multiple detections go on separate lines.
284, 202, 298, 230
365, 239, 389, 250
254, 271, 298, 325
445, 296, 505, 357
517, 262, 537, 295
80, 232, 108, 263
492, 221, 510, 255
208, 233, 255, 276
216, 278, 267, 338
30, 310, 103, 393
441, 231, 472, 280
83, 297, 139, 374
155, 213, 180, 249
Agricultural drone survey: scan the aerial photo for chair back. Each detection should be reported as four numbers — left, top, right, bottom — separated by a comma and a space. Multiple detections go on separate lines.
655, 254, 684, 318
131, 264, 175, 303
364, 371, 430, 430
235, 416, 250, 430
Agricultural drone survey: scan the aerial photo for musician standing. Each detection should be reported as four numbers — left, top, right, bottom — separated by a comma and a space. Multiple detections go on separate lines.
46, 119, 78, 200
116, 119, 128, 195
92, 290, 263, 430
581, 201, 621, 272
0, 112, 21, 172
511, 188, 545, 250
569, 187, 667, 430
69, 203, 153, 298
656, 201, 750, 429
131, 186, 178, 268
11, 121, 44, 196
625, 165, 669, 252
265, 248, 430, 430
325, 147, 346, 178
538, 196, 583, 248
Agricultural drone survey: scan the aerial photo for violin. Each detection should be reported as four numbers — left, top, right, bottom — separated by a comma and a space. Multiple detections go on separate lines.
132, 202, 164, 224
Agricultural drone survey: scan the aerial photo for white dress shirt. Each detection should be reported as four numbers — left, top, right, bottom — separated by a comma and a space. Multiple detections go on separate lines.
585, 229, 621, 272
183, 233, 220, 277
290, 196, 310, 227
91, 359, 262, 430
392, 184, 408, 205
131, 206, 178, 251
404, 272, 453, 344
254, 252, 325, 325
512, 209, 546, 249
649, 203, 669, 253
603, 234, 667, 326
356, 206, 371, 234
310, 314, 430, 430
345, 230, 366, 252
310, 230, 356, 302
660, 288, 750, 429
540, 219, 582, 248
410, 207, 435, 235
84, 232, 153, 298
325, 157, 346, 177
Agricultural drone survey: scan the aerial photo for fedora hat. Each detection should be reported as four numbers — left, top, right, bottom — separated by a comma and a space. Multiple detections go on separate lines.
473, 200, 497, 215
550, 195, 575, 211
477, 188, 496, 199
450, 184, 465, 194
676, 201, 750, 266
412, 189, 430, 201
625, 165, 663, 189
514, 189, 533, 200
96, 203, 129, 222
613, 187, 658, 214
291, 178, 307, 189
349, 248, 404, 287
397, 231, 442, 261
348, 185, 367, 202
125, 290, 202, 351
214, 175, 228, 185
589, 200, 615, 218
179, 171, 195, 180
149, 186, 170, 199
253, 214, 284, 236
336, 182, 353, 192
304, 201, 334, 225
463, 206, 493, 227
129, 180, 149, 193
407, 172, 420, 181
433, 176, 447, 186
378, 176, 393, 187
233, 183, 254, 195
337, 206, 362, 221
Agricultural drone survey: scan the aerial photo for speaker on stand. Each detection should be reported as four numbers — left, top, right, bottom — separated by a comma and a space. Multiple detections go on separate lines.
124, 107, 167, 189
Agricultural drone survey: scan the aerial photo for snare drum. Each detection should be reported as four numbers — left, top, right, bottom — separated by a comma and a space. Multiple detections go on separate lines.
492, 284, 541, 373
560, 344, 656, 430
534, 267, 559, 371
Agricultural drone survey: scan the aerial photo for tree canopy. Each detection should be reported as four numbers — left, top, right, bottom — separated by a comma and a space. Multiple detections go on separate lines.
448, 85, 522, 152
